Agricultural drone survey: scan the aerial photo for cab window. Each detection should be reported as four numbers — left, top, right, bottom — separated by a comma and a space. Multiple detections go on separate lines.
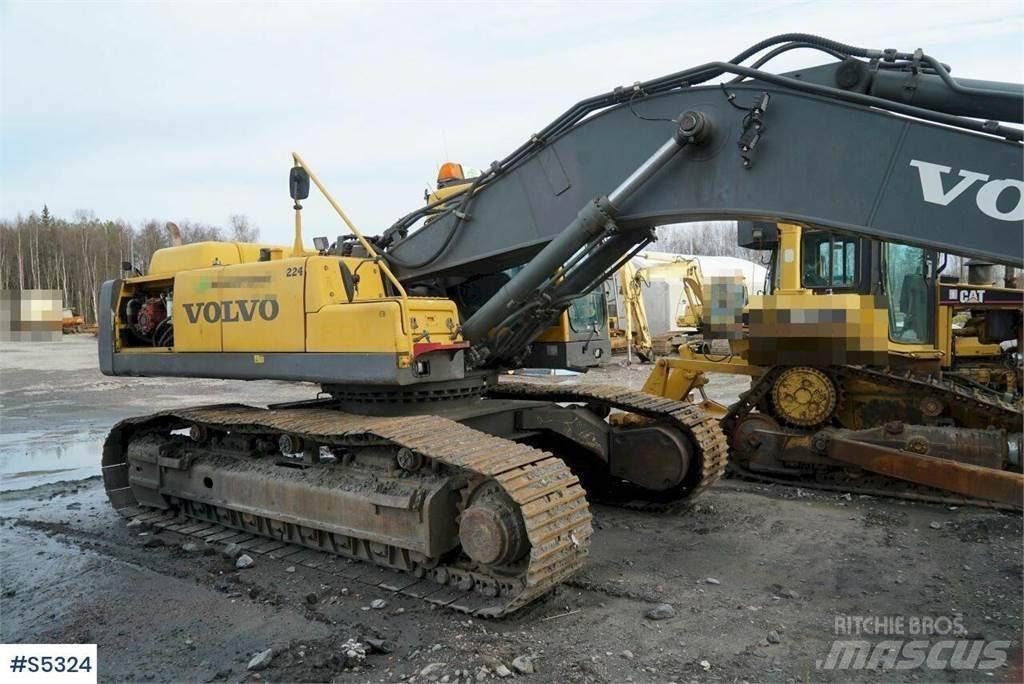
568, 289, 607, 333
885, 243, 933, 344
802, 232, 858, 288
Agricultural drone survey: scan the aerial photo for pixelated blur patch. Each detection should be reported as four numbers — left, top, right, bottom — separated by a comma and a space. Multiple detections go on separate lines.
747, 293, 889, 366
0, 290, 63, 342
703, 271, 746, 340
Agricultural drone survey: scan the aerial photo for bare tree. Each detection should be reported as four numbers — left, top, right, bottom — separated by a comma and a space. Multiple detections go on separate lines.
654, 221, 761, 261
229, 214, 260, 243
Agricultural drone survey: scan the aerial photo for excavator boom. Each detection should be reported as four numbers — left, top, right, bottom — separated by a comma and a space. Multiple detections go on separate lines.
387, 56, 1021, 286
378, 36, 1020, 370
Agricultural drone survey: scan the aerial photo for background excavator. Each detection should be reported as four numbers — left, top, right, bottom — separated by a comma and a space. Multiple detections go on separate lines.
607, 254, 706, 361
643, 221, 1024, 507
98, 34, 1023, 616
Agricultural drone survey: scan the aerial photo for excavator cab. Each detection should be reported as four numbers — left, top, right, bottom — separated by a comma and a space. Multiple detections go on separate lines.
504, 265, 610, 371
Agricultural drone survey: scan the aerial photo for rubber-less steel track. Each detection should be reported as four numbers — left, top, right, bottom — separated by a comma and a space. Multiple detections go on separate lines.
724, 364, 1023, 505
486, 381, 730, 511
724, 364, 1022, 437
102, 405, 592, 617
837, 365, 1021, 428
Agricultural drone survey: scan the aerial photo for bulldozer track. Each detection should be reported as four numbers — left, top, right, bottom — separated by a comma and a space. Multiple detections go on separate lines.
723, 364, 1023, 506
486, 381, 729, 512
725, 364, 1022, 436
836, 365, 1022, 427
102, 405, 592, 618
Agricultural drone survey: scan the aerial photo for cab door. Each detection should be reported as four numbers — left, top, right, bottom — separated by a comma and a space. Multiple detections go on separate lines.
884, 243, 936, 348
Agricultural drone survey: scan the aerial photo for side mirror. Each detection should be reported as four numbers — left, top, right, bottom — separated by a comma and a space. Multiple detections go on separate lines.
289, 166, 310, 200
339, 261, 358, 303
121, 261, 133, 272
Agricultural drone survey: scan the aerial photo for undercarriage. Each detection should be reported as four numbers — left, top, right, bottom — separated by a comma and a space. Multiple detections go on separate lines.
724, 364, 1023, 507
102, 380, 727, 617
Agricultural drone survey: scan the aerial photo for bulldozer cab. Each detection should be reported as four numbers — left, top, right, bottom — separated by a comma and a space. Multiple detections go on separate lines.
799, 230, 861, 290
735, 222, 952, 366
796, 228, 938, 349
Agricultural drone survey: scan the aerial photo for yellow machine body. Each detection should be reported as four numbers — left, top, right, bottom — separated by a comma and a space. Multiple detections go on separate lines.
104, 243, 467, 385
644, 222, 1023, 420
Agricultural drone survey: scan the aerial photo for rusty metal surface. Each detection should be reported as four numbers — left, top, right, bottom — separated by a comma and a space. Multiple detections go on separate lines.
722, 363, 1024, 505
102, 404, 592, 617
828, 423, 1011, 469
485, 381, 729, 510
825, 434, 1024, 508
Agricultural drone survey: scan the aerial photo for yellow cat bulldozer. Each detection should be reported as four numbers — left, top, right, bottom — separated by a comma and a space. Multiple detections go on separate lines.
643, 222, 1024, 506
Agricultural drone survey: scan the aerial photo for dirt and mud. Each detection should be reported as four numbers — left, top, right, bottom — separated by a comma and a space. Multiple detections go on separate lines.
1, 337, 1021, 682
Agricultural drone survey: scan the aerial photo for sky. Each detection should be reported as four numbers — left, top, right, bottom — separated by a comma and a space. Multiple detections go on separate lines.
1, 1, 1022, 246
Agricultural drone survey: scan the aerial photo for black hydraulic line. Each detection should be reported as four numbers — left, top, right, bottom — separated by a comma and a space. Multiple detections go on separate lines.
727, 42, 849, 83
717, 61, 1022, 139
384, 172, 488, 269
724, 32, 878, 64
868, 70, 1023, 123
383, 34, 1022, 259
381, 185, 471, 246
917, 53, 1016, 99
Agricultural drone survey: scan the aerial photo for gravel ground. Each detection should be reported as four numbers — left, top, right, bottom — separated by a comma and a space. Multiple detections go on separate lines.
1, 337, 1021, 683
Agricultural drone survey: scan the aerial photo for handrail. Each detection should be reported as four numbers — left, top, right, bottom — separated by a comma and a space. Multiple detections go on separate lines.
291, 151, 408, 299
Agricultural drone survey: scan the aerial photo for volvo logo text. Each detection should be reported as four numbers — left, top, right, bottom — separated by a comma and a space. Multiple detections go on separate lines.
910, 160, 1023, 221
182, 299, 279, 324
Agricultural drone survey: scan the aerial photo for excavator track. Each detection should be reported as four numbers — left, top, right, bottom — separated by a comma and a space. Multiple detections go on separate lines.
102, 404, 592, 618
486, 381, 729, 512
724, 364, 1023, 506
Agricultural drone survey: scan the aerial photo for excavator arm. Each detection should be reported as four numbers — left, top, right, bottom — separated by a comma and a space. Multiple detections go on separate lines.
379, 34, 1022, 370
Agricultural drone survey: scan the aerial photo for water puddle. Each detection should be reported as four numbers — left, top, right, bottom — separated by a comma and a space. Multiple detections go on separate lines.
0, 430, 104, 490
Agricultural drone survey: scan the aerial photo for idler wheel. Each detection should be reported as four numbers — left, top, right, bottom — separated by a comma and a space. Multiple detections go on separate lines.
459, 487, 528, 567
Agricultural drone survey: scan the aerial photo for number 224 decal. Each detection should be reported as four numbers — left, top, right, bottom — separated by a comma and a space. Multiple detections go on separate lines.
285, 266, 304, 277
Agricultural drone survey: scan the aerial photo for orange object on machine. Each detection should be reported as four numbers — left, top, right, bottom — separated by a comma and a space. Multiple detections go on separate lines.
437, 161, 465, 187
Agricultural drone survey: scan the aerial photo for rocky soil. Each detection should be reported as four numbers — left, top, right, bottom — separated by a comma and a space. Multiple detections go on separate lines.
1, 338, 1021, 683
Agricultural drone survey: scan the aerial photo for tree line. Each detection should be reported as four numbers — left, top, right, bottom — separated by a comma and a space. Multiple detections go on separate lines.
2, 207, 980, 340
0, 207, 259, 324
656, 221, 762, 261
0, 212, 758, 326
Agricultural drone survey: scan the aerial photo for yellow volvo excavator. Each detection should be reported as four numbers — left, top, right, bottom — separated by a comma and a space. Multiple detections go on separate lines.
643, 222, 1024, 506
98, 34, 1023, 615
